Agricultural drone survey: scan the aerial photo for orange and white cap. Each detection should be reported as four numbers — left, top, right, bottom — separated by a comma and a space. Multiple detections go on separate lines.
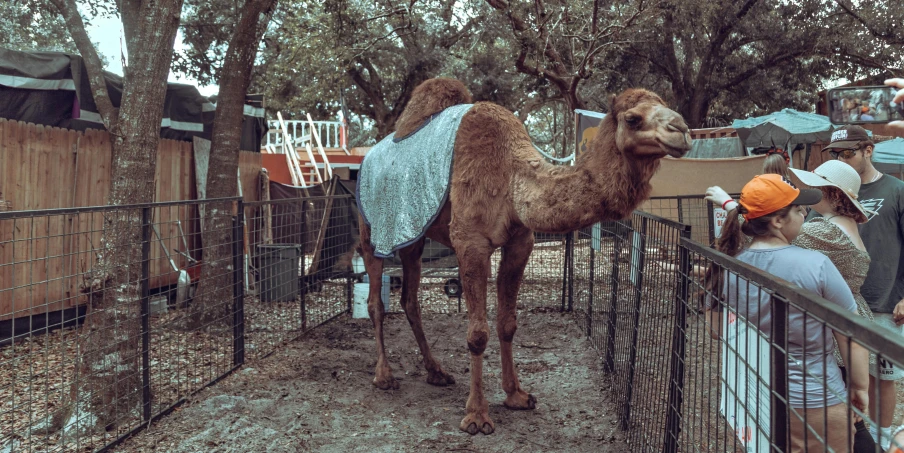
739, 174, 823, 220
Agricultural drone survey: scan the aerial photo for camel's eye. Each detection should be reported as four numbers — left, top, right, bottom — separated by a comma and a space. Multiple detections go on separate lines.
625, 113, 642, 128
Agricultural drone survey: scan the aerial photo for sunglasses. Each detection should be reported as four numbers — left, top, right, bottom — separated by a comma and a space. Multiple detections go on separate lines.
829, 148, 859, 160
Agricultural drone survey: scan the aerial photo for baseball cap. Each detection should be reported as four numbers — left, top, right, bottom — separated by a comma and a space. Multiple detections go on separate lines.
824, 125, 871, 150
739, 174, 823, 220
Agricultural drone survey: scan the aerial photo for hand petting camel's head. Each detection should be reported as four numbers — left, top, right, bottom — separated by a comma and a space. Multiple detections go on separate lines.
609, 88, 692, 159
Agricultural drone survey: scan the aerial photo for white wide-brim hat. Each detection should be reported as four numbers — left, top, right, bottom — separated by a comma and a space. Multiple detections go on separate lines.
789, 160, 876, 223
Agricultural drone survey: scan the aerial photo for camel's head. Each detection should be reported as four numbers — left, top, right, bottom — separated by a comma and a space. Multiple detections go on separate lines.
609, 89, 692, 159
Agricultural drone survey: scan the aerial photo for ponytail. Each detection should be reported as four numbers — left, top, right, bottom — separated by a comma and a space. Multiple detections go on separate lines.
701, 203, 792, 308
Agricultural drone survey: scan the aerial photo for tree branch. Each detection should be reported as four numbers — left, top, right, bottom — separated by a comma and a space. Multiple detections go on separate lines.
834, 0, 904, 45
49, 0, 118, 129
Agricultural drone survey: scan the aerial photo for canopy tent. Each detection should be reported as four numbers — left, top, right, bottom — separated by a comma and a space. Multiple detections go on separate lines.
732, 109, 836, 162
0, 48, 267, 151
686, 136, 745, 158
874, 138, 904, 176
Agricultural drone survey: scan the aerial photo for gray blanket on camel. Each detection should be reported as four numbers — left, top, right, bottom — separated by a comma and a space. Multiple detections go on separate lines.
356, 104, 474, 258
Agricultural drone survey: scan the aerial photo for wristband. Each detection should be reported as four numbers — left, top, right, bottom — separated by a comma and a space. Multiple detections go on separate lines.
721, 199, 734, 210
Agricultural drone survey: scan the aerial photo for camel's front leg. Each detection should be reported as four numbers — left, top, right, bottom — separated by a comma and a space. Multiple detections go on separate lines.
454, 241, 495, 435
497, 229, 536, 410
359, 222, 397, 390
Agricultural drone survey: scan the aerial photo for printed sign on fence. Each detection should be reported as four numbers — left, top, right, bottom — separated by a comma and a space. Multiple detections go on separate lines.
720, 308, 771, 452
629, 231, 642, 285
714, 207, 727, 239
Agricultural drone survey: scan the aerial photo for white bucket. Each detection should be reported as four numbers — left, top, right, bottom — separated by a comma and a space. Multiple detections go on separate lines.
352, 254, 365, 274
353, 278, 391, 319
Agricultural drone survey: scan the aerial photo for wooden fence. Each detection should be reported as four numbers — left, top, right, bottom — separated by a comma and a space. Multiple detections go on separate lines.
0, 119, 261, 321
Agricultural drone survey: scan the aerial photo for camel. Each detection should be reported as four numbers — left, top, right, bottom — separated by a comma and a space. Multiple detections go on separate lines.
356, 78, 692, 435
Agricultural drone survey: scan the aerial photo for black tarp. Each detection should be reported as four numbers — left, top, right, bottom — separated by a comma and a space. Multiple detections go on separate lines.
264, 179, 360, 282
0, 48, 267, 151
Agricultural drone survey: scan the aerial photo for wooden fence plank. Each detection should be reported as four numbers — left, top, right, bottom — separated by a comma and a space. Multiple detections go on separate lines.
1, 120, 262, 320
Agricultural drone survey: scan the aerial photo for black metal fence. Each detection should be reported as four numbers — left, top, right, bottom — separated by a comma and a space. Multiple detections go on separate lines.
242, 195, 357, 360
7, 192, 904, 453
571, 212, 692, 449
569, 210, 904, 452
639, 194, 739, 246
0, 198, 243, 452
378, 232, 571, 315
0, 195, 358, 453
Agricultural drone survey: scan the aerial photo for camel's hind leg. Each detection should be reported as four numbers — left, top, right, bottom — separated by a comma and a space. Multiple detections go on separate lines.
496, 229, 537, 410
398, 239, 455, 386
358, 218, 398, 390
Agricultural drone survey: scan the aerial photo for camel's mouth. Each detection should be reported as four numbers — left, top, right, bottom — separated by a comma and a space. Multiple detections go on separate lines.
658, 139, 692, 158
658, 133, 691, 158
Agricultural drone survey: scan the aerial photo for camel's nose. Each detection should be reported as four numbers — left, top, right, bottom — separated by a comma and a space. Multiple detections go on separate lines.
667, 118, 689, 134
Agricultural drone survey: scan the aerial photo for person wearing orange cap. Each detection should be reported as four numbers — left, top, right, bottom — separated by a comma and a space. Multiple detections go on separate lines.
703, 174, 870, 452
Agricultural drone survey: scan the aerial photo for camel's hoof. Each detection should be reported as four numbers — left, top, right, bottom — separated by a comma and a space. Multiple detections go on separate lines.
426, 370, 456, 386
373, 376, 399, 390
503, 391, 537, 410
459, 412, 494, 435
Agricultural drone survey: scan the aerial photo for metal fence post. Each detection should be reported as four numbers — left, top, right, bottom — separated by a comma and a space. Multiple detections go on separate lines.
139, 206, 152, 422
604, 221, 625, 374
232, 201, 246, 367
561, 234, 571, 312
300, 199, 307, 328
622, 216, 648, 430
567, 233, 575, 312
663, 230, 692, 452
587, 244, 596, 338
676, 197, 684, 224
707, 200, 716, 245
770, 294, 790, 452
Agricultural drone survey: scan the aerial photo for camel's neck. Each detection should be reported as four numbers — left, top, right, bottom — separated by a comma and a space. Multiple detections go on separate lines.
512, 121, 660, 233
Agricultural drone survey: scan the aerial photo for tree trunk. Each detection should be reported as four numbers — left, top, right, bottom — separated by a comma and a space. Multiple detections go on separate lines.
189, 0, 276, 331
46, 0, 185, 440
674, 88, 711, 129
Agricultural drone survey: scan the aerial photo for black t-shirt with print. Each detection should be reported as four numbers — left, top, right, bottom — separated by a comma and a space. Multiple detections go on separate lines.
858, 174, 904, 313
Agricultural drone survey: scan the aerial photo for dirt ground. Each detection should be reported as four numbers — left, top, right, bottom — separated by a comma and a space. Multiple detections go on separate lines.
111, 308, 625, 453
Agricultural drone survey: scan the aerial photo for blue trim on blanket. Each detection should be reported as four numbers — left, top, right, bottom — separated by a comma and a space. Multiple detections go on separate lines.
356, 104, 472, 259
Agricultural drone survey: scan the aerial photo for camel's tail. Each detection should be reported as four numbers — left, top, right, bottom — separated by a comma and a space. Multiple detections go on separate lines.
394, 78, 473, 138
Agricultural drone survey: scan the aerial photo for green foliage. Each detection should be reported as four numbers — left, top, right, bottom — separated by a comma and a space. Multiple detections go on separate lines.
608, 0, 903, 126
0, 1, 76, 53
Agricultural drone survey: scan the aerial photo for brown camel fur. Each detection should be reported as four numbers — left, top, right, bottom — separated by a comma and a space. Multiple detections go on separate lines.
357, 78, 692, 435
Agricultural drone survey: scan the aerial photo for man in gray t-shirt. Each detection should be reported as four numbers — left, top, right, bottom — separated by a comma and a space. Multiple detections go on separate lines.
857, 174, 904, 313
825, 124, 904, 444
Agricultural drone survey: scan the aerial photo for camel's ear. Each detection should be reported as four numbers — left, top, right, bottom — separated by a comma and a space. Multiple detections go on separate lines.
606, 94, 618, 114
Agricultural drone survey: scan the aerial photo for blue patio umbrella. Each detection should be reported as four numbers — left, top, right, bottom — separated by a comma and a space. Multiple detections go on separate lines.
874, 138, 904, 175
732, 109, 837, 154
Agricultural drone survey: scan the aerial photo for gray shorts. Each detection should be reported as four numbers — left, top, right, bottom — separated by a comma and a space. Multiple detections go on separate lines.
871, 314, 904, 381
